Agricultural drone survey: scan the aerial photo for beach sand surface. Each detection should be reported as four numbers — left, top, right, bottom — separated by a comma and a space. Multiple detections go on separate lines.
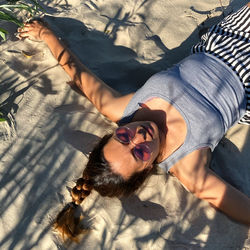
0, 0, 249, 249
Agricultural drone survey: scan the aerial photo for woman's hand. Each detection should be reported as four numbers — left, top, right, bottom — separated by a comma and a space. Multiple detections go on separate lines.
17, 20, 53, 41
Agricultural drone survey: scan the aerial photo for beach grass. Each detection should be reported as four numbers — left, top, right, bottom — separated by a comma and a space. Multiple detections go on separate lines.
0, 0, 44, 40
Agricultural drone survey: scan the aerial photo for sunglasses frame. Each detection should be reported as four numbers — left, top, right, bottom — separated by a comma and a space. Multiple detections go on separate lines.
115, 126, 152, 162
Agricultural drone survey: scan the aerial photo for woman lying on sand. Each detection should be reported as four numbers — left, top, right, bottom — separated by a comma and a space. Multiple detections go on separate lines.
17, 2, 250, 241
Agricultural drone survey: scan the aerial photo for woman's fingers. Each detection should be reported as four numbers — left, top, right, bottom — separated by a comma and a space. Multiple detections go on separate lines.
16, 21, 43, 40
18, 27, 29, 32
15, 32, 28, 40
16, 26, 29, 39
16, 19, 52, 41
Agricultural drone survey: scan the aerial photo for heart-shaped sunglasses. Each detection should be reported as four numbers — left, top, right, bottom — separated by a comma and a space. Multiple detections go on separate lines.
115, 126, 152, 161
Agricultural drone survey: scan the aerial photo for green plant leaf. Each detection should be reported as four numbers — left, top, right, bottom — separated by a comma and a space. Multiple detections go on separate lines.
0, 10, 23, 26
0, 117, 6, 122
0, 27, 8, 40
0, 4, 37, 14
0, 0, 46, 41
0, 112, 6, 122
24, 0, 45, 12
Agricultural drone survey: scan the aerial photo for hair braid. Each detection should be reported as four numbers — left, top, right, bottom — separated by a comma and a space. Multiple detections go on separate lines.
53, 133, 156, 242
71, 177, 92, 205
53, 177, 93, 242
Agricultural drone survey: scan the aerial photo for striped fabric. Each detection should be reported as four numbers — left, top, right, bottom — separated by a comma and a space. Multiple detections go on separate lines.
192, 5, 250, 124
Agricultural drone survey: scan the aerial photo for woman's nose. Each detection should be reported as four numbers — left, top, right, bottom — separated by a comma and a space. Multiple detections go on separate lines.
131, 128, 146, 144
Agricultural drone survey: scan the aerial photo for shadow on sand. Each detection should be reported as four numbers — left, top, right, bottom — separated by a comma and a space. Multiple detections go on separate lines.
0, 0, 249, 249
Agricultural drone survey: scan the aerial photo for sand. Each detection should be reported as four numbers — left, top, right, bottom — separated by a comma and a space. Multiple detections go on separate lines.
0, 0, 249, 249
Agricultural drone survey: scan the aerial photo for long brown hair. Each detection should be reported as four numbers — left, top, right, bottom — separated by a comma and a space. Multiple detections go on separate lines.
53, 133, 155, 242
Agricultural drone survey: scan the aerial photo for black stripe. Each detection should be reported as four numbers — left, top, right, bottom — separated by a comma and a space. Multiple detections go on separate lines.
241, 114, 250, 120
220, 7, 245, 27
228, 49, 250, 69
239, 12, 250, 32
215, 47, 249, 80
236, 60, 250, 82
210, 34, 243, 57
241, 69, 250, 81
238, 58, 250, 81
240, 116, 250, 121
222, 6, 248, 30
206, 26, 220, 51
213, 33, 247, 57
244, 76, 250, 84
239, 120, 250, 125
230, 10, 250, 32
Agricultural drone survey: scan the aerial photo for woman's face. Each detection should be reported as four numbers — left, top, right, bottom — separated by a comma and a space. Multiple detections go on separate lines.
103, 121, 162, 180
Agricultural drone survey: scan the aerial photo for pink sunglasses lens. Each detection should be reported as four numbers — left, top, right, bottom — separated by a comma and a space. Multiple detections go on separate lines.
134, 144, 151, 161
116, 127, 135, 143
116, 126, 151, 161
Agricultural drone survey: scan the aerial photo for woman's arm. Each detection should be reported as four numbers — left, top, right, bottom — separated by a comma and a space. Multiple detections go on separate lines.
170, 148, 250, 225
18, 20, 133, 122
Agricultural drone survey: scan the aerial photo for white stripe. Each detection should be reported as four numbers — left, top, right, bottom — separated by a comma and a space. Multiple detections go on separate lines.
241, 70, 250, 84
212, 36, 244, 57
240, 15, 250, 32
215, 35, 247, 57
225, 6, 249, 30
223, 50, 250, 68
220, 6, 247, 28
209, 31, 248, 58
206, 27, 220, 51
230, 9, 249, 31
237, 61, 250, 79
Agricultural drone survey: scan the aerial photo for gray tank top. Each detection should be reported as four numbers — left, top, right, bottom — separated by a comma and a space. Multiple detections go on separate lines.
119, 53, 246, 172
